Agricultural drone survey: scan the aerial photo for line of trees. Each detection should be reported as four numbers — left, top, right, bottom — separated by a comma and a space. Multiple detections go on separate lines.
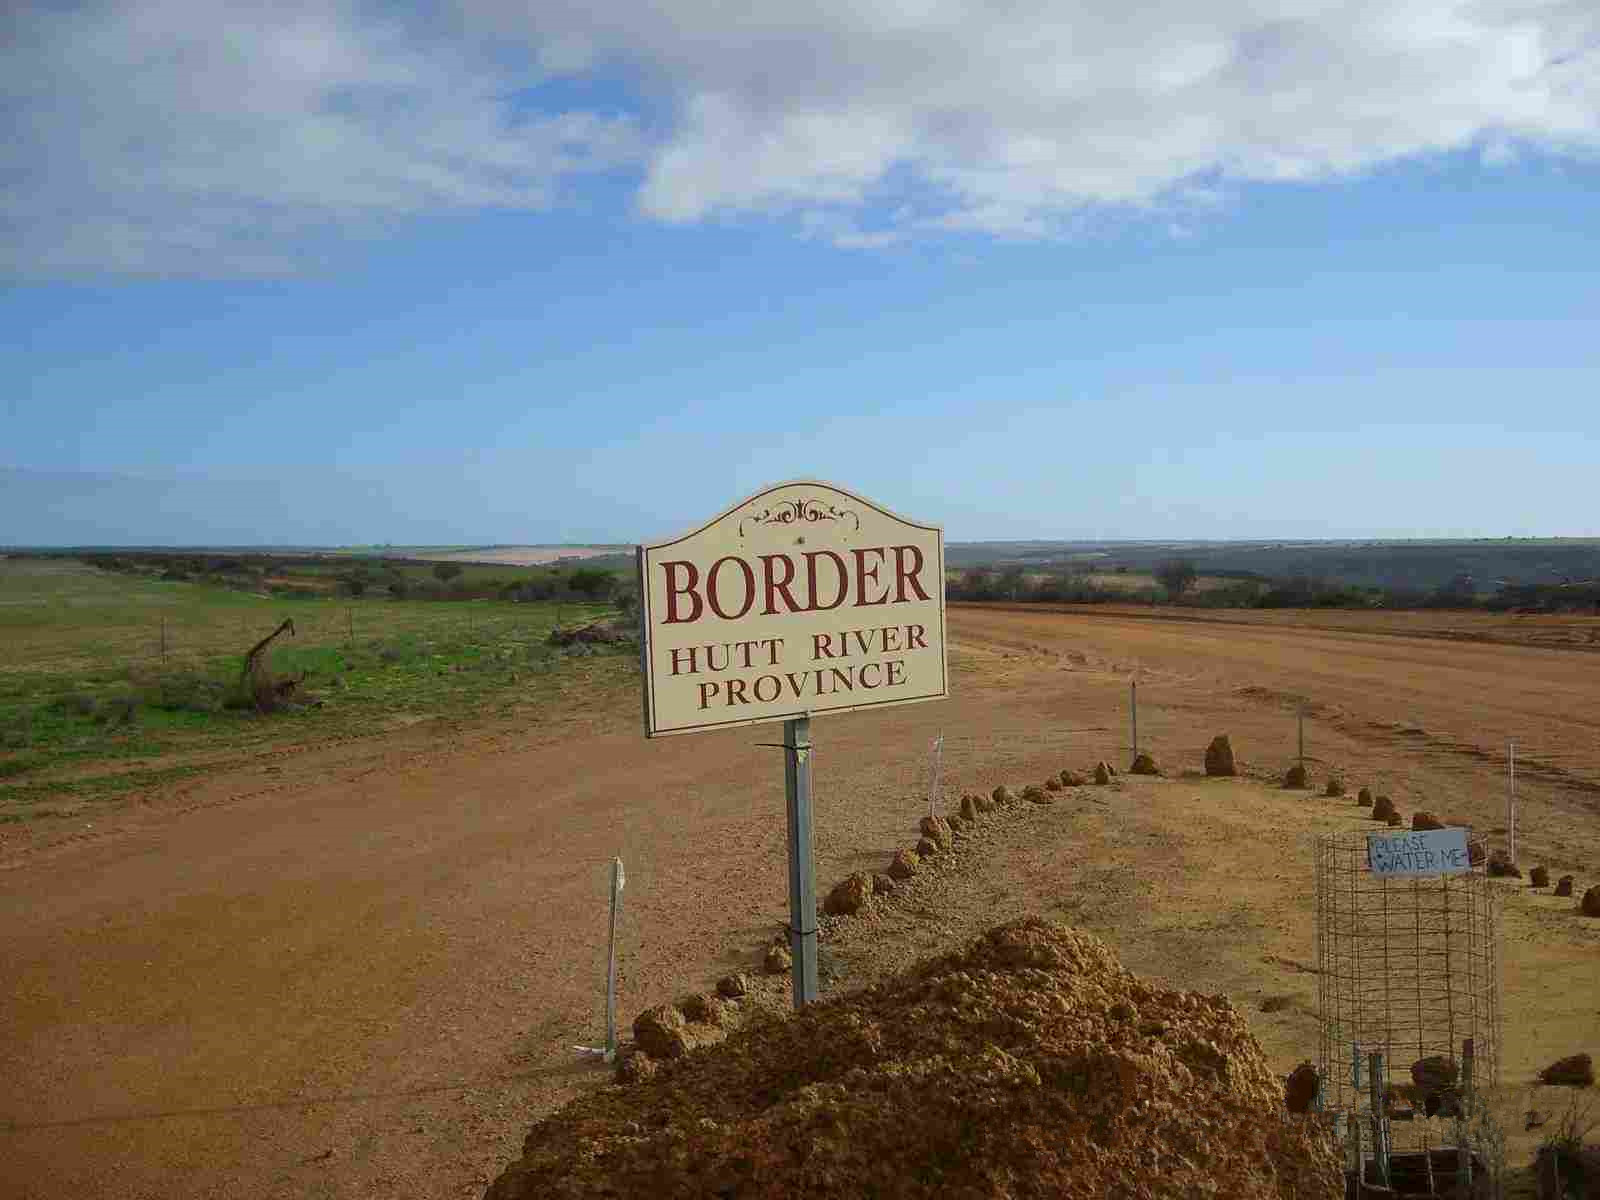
945, 559, 1600, 613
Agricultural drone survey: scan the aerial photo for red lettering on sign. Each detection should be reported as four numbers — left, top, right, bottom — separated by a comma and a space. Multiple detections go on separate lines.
805, 551, 848, 612
663, 561, 703, 624
894, 545, 931, 602
707, 557, 756, 620
760, 553, 801, 615
852, 547, 889, 607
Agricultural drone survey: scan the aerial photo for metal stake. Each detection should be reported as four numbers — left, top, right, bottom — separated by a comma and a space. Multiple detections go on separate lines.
1507, 742, 1517, 864
926, 733, 944, 821
605, 856, 625, 1061
1130, 679, 1139, 761
1369, 1051, 1390, 1189
784, 716, 819, 1008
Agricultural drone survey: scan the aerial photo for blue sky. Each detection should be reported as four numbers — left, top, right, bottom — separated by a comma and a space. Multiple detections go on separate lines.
4, 1, 1598, 545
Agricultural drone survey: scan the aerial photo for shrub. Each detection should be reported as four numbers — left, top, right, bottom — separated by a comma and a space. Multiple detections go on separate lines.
142, 671, 228, 714
51, 692, 98, 718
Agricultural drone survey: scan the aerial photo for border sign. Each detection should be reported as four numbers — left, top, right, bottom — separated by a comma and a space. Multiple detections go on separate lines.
637, 480, 947, 737
636, 481, 947, 1011
1367, 828, 1471, 878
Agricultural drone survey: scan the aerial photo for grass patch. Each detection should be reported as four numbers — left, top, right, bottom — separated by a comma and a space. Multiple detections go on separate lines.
0, 558, 632, 819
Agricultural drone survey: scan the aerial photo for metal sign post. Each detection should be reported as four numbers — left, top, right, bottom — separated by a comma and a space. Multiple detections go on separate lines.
784, 716, 819, 1008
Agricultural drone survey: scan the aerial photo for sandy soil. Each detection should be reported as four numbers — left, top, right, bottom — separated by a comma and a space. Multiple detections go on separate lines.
2, 604, 1596, 1198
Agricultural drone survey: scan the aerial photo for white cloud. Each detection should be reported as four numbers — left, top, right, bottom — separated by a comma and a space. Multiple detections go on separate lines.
4, 0, 1599, 276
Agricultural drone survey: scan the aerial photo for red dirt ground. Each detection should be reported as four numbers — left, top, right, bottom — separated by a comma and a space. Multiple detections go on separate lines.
2, 604, 1596, 1199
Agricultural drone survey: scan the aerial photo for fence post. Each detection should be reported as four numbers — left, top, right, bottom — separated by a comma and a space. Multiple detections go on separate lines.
926, 733, 944, 820
605, 857, 625, 1061
1506, 742, 1516, 863
1130, 679, 1138, 761
1369, 1051, 1390, 1189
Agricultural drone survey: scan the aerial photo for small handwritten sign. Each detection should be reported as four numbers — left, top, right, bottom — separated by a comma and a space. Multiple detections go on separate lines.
1367, 828, 1471, 877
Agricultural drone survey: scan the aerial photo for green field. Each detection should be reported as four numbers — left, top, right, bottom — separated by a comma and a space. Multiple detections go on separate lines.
0, 558, 633, 821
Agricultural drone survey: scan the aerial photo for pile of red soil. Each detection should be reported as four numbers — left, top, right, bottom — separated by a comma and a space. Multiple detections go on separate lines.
485, 919, 1341, 1199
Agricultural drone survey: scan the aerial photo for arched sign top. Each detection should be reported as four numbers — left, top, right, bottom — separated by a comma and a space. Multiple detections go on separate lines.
637, 480, 947, 737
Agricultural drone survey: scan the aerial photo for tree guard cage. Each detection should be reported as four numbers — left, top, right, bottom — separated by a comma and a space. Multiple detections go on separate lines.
1313, 830, 1502, 1195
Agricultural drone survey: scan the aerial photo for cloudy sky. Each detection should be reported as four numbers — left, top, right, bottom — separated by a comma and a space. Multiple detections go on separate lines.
4, 0, 1598, 544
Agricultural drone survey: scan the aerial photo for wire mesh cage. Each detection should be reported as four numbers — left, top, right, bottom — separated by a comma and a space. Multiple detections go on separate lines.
1314, 829, 1503, 1193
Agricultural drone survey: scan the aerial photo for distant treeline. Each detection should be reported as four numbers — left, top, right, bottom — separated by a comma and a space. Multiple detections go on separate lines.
946, 564, 1600, 613
68, 551, 637, 609
31, 549, 1600, 615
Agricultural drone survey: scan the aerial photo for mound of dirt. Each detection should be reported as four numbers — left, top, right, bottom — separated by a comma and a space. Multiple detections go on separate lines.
1283, 764, 1308, 789
1555, 875, 1575, 898
1129, 753, 1159, 776
1487, 850, 1522, 879
1583, 886, 1600, 917
1538, 1053, 1594, 1087
1357, 787, 1373, 807
1529, 865, 1550, 888
823, 873, 872, 917
1371, 795, 1397, 823
1411, 812, 1444, 832
485, 919, 1343, 1200
1093, 761, 1112, 785
1324, 777, 1345, 797
1204, 735, 1237, 777
886, 849, 919, 881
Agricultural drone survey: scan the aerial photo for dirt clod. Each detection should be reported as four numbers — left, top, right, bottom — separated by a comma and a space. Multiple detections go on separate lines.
1093, 762, 1112, 786
487, 919, 1344, 1200
615, 1046, 658, 1084
1045, 776, 1062, 791
1487, 850, 1522, 879
823, 873, 873, 917
1285, 1062, 1320, 1113
1411, 811, 1444, 832
1411, 1055, 1458, 1091
918, 815, 953, 852
959, 793, 980, 822
1538, 1053, 1595, 1087
1582, 886, 1600, 917
1204, 735, 1237, 776
1060, 769, 1086, 787
1324, 777, 1345, 797
886, 849, 919, 881
991, 785, 1010, 806
1554, 875, 1575, 897
915, 836, 938, 858
716, 974, 750, 1000
1129, 753, 1159, 776
1283, 764, 1308, 789
1357, 787, 1373, 806
1371, 794, 1397, 823
678, 993, 727, 1027
1021, 784, 1049, 804
871, 873, 896, 897
1529, 865, 1550, 888
763, 944, 792, 976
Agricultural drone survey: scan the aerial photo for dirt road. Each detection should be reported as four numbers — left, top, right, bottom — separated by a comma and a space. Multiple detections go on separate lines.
3, 604, 1596, 1198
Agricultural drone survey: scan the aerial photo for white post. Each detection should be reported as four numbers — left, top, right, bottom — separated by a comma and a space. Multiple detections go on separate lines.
926, 733, 944, 820
1130, 680, 1139, 761
605, 856, 625, 1061
1507, 741, 1517, 863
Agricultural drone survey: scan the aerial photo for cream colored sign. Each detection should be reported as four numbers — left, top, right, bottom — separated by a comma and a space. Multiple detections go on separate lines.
637, 481, 947, 737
